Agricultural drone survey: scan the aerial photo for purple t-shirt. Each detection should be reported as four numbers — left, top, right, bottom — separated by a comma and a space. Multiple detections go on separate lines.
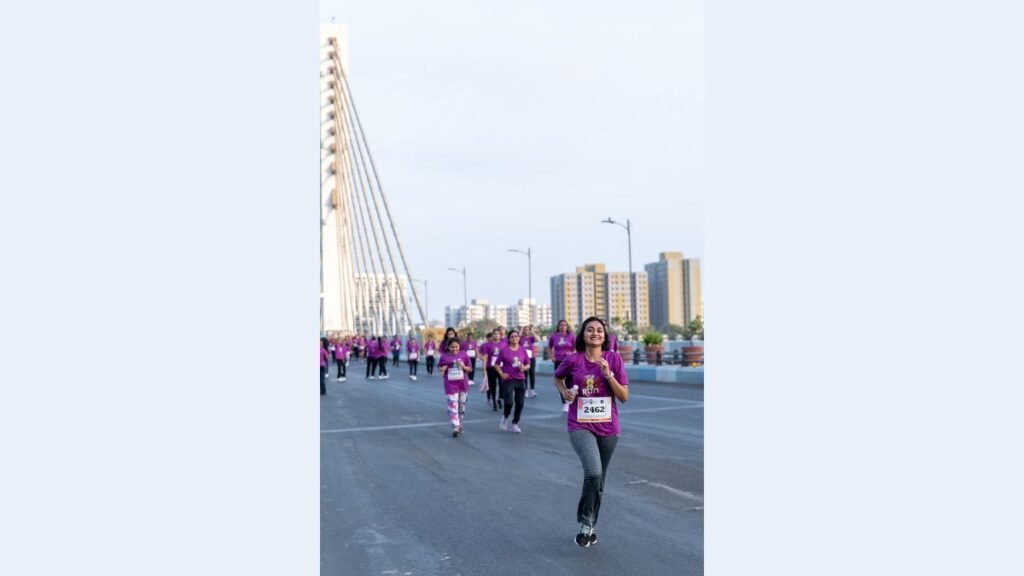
554, 351, 629, 436
320, 347, 328, 367
424, 341, 437, 357
406, 339, 420, 359
334, 343, 348, 360
548, 332, 575, 361
390, 338, 402, 352
438, 352, 471, 394
496, 346, 531, 381
463, 339, 478, 360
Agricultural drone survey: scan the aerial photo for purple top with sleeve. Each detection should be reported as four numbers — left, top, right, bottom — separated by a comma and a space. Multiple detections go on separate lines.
334, 343, 348, 360
462, 338, 478, 360
406, 339, 420, 359
554, 351, 629, 436
424, 341, 437, 357
320, 347, 328, 367
390, 338, 402, 352
496, 346, 531, 381
521, 335, 537, 359
478, 341, 493, 367
438, 352, 471, 394
548, 332, 575, 361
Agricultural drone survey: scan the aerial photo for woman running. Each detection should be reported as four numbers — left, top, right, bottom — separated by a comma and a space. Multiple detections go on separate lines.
438, 337, 472, 437
407, 335, 420, 381
494, 329, 531, 433
548, 320, 576, 412
424, 336, 438, 376
553, 316, 629, 547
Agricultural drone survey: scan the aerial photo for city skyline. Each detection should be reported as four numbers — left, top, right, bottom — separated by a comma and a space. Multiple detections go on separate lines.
317, 0, 704, 325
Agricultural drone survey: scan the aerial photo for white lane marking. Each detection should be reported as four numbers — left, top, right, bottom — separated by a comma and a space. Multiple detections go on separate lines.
322, 404, 699, 434
626, 479, 704, 503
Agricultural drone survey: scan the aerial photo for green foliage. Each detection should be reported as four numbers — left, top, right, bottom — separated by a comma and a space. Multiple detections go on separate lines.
642, 331, 664, 346
466, 318, 499, 337
661, 324, 686, 340
682, 316, 704, 343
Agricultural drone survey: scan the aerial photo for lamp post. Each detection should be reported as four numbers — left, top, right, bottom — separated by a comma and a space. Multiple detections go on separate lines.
601, 217, 635, 328
447, 267, 468, 326
508, 248, 532, 326
411, 278, 428, 328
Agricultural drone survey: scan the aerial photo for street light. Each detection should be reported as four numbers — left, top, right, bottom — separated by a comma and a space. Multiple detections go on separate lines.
447, 267, 468, 325
411, 278, 428, 328
601, 217, 635, 328
508, 248, 532, 326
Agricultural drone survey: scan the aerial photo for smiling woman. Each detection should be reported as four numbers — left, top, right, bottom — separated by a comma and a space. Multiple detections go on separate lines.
553, 316, 630, 547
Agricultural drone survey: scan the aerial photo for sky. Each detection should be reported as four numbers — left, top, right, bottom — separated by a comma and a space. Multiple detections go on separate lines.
320, 0, 704, 325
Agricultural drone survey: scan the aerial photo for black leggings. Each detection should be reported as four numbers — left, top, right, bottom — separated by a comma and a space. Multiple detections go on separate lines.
486, 367, 500, 404
367, 357, 387, 377
392, 351, 400, 366
468, 359, 477, 382
409, 359, 418, 375
335, 357, 346, 377
527, 357, 536, 390
426, 355, 435, 375
500, 378, 526, 424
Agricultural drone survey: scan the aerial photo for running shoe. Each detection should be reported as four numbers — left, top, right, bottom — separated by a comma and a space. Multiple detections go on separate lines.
452, 426, 461, 438
368, 376, 375, 380
511, 424, 522, 433
337, 377, 342, 381
411, 375, 417, 381
575, 524, 595, 547
499, 416, 509, 431
492, 404, 498, 412
468, 380, 474, 386
340, 377, 346, 382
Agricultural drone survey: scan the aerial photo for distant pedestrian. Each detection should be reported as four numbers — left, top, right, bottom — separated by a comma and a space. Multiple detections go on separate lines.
366, 336, 380, 379
521, 325, 539, 398
390, 335, 402, 366
424, 337, 438, 376
552, 316, 629, 547
407, 336, 420, 381
334, 336, 348, 381
480, 331, 501, 411
320, 337, 330, 395
495, 329, 531, 433
374, 336, 390, 379
548, 319, 576, 412
462, 330, 478, 386
438, 338, 471, 437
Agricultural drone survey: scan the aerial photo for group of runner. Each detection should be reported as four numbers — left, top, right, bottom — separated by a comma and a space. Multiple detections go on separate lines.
319, 317, 629, 548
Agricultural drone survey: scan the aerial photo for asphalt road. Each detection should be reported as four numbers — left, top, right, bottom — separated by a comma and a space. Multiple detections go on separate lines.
321, 359, 703, 576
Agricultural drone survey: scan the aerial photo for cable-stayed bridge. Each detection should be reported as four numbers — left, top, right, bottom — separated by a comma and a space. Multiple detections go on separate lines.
320, 25, 426, 335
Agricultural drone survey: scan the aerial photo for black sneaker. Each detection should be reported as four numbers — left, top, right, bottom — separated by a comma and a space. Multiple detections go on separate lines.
588, 531, 597, 545
576, 524, 595, 547
575, 532, 591, 547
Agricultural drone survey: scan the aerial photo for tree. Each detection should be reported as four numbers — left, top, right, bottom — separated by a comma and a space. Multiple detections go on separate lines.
661, 324, 686, 340
682, 316, 704, 345
466, 318, 498, 337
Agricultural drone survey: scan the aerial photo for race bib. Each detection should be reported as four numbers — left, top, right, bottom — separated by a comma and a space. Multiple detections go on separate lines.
526, 349, 533, 359
427, 350, 435, 357
466, 349, 476, 358
577, 396, 612, 423
408, 352, 418, 360
448, 366, 464, 380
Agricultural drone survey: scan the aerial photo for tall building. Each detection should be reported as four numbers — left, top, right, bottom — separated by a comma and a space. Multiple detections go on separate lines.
645, 252, 702, 328
550, 264, 648, 329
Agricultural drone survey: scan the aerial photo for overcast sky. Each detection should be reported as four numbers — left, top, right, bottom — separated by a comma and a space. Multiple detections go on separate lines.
320, 0, 703, 324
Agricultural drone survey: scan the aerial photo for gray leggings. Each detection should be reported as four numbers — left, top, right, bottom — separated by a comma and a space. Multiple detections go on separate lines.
569, 430, 619, 529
